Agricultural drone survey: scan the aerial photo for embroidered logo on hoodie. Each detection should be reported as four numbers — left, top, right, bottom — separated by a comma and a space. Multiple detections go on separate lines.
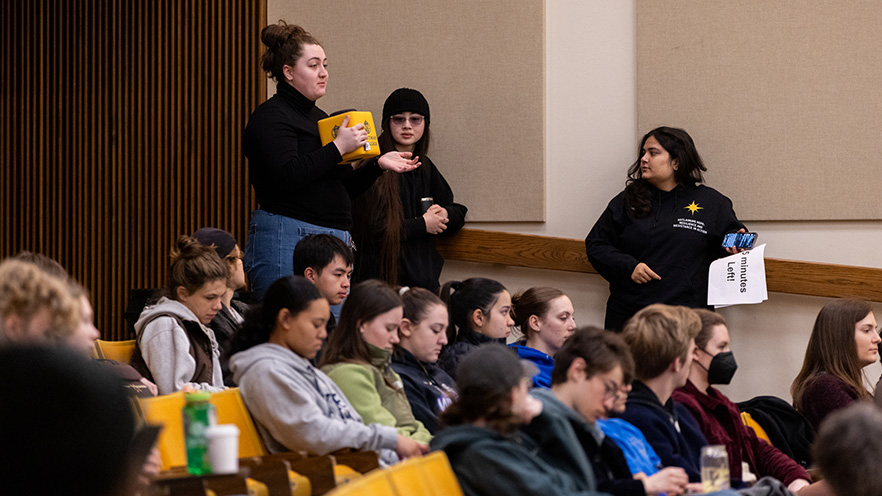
684, 201, 703, 215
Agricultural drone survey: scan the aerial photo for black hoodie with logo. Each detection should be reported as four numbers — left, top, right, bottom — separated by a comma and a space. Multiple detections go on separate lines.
585, 183, 744, 329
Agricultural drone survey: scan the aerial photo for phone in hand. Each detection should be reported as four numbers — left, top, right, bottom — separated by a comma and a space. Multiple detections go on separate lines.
722, 232, 757, 250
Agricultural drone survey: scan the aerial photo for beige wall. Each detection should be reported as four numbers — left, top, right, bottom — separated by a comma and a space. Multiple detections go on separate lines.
266, 0, 882, 401
445, 0, 882, 402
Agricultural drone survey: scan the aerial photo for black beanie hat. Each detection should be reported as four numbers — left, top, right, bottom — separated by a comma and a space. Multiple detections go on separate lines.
382, 88, 430, 125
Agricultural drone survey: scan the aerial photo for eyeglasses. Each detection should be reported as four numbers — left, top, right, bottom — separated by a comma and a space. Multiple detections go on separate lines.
603, 379, 622, 399
390, 115, 424, 126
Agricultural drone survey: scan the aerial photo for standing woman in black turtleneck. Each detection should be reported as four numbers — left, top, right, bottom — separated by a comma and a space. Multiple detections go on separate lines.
585, 127, 748, 332
243, 21, 420, 297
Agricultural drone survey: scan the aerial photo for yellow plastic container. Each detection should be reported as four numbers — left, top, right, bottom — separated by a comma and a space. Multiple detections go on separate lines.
317, 110, 380, 164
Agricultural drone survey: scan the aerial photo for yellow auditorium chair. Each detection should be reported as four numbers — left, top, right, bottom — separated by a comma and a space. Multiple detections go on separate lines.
418, 451, 464, 496
740, 411, 772, 444
386, 456, 429, 495
324, 466, 396, 496
209, 388, 268, 458
94, 339, 137, 363
140, 389, 314, 496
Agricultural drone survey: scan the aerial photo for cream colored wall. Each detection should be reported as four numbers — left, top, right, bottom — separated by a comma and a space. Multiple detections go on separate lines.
443, 0, 882, 402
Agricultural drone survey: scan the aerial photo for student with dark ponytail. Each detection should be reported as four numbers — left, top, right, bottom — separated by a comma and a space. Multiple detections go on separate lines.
437, 278, 514, 377
391, 286, 458, 433
228, 276, 424, 463
132, 236, 229, 395
243, 21, 421, 296
350, 88, 467, 292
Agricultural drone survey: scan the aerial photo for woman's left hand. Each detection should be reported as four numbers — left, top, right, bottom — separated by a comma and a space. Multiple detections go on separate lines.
725, 228, 749, 254
378, 151, 421, 173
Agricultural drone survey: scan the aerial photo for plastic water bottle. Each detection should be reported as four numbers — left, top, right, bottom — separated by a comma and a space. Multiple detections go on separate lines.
183, 391, 216, 475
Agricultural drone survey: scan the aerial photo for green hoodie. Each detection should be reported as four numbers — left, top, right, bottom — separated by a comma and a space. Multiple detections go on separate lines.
322, 344, 432, 444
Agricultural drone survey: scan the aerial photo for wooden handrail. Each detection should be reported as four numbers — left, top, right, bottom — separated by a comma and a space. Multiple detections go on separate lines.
436, 229, 882, 302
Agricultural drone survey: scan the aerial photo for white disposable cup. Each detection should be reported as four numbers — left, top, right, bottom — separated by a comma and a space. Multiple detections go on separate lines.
205, 424, 240, 474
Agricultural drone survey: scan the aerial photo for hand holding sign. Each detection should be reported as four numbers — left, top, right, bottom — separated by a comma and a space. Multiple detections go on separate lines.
707, 244, 768, 308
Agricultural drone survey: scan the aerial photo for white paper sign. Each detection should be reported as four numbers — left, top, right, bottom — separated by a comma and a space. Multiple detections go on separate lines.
707, 244, 768, 308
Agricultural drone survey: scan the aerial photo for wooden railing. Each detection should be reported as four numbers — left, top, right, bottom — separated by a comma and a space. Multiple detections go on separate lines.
436, 229, 882, 302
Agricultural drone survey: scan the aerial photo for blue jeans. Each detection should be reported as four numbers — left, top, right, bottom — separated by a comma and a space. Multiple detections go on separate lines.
243, 210, 351, 306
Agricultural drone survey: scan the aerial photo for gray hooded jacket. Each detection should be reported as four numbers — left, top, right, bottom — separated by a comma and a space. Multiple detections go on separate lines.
133, 297, 225, 395
229, 343, 399, 464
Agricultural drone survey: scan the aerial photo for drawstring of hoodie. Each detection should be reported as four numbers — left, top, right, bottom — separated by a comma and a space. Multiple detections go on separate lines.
652, 185, 681, 227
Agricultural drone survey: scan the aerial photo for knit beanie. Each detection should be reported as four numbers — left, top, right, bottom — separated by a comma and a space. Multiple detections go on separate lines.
382, 88, 430, 124
192, 227, 237, 258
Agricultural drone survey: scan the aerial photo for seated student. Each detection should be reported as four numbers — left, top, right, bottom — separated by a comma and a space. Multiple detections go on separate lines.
619, 304, 708, 482
229, 276, 425, 464
320, 280, 432, 444
437, 277, 514, 377
791, 298, 879, 431
673, 310, 811, 492
193, 227, 250, 386
9, 252, 159, 396
0, 259, 81, 347
1, 255, 163, 481
598, 382, 665, 481
509, 287, 577, 388
131, 235, 229, 395
431, 343, 606, 496
533, 326, 692, 496
391, 286, 458, 434
814, 403, 882, 496
0, 345, 141, 496
291, 233, 354, 332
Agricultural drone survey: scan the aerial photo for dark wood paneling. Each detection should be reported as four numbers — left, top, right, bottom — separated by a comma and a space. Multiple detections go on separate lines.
437, 229, 882, 303
2, 0, 267, 339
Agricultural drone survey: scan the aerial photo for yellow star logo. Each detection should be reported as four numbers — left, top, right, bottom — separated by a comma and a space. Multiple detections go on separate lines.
684, 201, 703, 215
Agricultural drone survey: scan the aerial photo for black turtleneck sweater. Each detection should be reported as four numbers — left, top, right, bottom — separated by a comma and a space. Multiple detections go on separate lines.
244, 82, 384, 230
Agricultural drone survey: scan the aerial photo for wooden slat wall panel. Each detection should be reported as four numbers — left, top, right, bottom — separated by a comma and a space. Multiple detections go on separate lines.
1, 0, 267, 340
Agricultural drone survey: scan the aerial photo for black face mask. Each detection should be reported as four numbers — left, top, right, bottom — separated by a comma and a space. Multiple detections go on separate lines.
701, 349, 738, 385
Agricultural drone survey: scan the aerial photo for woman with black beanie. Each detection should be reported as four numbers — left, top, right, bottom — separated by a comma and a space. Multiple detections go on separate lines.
350, 88, 467, 292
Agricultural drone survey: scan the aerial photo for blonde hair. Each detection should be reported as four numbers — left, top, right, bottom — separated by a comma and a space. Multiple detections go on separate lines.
623, 304, 701, 381
0, 259, 80, 341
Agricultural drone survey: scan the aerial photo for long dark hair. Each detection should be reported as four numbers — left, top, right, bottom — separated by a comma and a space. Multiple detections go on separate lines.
439, 278, 507, 344
319, 280, 403, 367
350, 118, 432, 285
624, 127, 707, 217
792, 299, 875, 412
229, 276, 323, 356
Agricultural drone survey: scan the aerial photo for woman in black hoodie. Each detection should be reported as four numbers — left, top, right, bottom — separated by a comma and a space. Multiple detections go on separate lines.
585, 127, 747, 331
391, 286, 458, 433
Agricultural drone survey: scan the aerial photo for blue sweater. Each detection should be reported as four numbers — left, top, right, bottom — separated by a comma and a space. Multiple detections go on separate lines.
619, 381, 707, 482
509, 343, 555, 389
596, 418, 662, 478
